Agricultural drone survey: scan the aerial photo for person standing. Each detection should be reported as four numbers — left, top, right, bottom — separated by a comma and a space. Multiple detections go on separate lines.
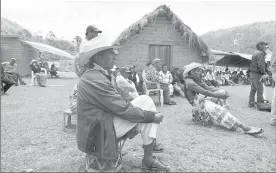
270, 45, 276, 126
249, 41, 269, 107
79, 25, 102, 53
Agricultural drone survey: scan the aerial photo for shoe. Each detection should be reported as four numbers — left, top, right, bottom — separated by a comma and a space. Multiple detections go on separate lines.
249, 103, 256, 108
142, 156, 170, 172
15, 83, 19, 86
20, 82, 27, 85
244, 127, 264, 135
164, 100, 176, 105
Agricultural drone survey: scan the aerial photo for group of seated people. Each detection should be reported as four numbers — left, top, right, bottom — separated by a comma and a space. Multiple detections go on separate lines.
70, 35, 264, 172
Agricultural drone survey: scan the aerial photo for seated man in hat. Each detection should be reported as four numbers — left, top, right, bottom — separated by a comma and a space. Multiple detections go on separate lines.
2, 58, 26, 86
183, 62, 263, 135
75, 36, 170, 172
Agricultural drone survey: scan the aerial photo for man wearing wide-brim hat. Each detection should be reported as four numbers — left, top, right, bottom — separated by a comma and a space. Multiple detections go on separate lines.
75, 35, 170, 172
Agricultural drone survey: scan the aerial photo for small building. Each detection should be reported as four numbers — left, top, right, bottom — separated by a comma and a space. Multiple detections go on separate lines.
112, 5, 211, 71
1, 35, 74, 76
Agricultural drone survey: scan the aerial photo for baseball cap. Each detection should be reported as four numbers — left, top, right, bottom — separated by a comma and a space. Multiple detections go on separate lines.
256, 41, 268, 49
86, 25, 102, 35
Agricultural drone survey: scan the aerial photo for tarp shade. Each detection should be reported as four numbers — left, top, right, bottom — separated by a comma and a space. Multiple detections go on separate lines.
21, 40, 74, 59
215, 55, 251, 68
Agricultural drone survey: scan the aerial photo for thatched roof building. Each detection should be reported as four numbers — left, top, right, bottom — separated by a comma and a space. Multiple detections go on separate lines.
112, 5, 211, 70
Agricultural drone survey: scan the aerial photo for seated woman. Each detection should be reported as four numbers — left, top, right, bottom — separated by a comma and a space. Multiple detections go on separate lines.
73, 37, 169, 172
183, 62, 263, 135
30, 60, 47, 87
49, 63, 59, 78
144, 59, 176, 105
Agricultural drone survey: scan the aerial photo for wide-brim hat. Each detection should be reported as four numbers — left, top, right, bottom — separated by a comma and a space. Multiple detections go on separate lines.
78, 35, 119, 67
183, 62, 204, 78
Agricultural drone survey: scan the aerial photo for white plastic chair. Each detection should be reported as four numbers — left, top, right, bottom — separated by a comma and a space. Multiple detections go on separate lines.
31, 68, 47, 86
142, 70, 164, 107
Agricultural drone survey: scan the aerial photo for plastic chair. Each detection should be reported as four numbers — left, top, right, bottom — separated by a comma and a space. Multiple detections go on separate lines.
62, 109, 76, 132
142, 70, 164, 107
31, 68, 47, 86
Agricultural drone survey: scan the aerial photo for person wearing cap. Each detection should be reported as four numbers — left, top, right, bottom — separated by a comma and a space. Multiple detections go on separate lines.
249, 41, 269, 107
1, 58, 26, 86
74, 36, 170, 172
79, 25, 102, 53
270, 45, 276, 126
144, 59, 176, 105
183, 62, 263, 135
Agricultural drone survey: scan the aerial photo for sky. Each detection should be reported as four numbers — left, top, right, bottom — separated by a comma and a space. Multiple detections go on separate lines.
1, 0, 275, 42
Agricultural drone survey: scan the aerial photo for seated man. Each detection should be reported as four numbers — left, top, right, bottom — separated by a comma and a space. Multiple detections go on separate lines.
171, 67, 185, 97
2, 58, 26, 86
145, 59, 176, 105
205, 69, 220, 87
49, 63, 59, 78
183, 62, 263, 135
74, 36, 169, 172
128, 65, 143, 94
1, 64, 16, 94
159, 64, 174, 97
116, 67, 139, 99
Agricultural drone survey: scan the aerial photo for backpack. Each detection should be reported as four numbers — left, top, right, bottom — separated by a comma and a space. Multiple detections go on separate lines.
257, 101, 271, 112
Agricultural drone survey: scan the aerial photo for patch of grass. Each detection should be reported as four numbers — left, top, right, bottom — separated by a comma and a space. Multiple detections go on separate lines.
1, 79, 276, 172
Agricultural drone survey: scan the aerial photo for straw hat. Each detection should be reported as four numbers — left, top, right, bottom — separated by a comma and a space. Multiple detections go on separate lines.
78, 35, 119, 67
183, 62, 203, 78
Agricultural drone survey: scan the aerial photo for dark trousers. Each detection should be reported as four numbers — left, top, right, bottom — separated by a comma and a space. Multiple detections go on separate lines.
249, 72, 264, 103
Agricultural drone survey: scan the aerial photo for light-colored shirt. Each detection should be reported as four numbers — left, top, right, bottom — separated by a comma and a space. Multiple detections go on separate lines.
271, 45, 276, 74
116, 75, 139, 98
1, 62, 17, 73
205, 72, 214, 80
159, 71, 173, 84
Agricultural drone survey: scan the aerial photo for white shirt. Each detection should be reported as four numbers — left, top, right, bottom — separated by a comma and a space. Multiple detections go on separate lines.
116, 75, 139, 98
2, 62, 17, 73
159, 71, 173, 84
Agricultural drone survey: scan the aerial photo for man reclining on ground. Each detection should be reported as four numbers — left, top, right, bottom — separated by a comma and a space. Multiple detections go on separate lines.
74, 35, 170, 172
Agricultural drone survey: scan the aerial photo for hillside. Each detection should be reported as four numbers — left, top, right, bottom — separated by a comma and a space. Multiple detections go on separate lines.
201, 21, 276, 54
1, 17, 76, 58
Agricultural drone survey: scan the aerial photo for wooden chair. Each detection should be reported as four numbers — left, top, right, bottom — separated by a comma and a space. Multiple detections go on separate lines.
31, 68, 47, 86
62, 109, 76, 132
142, 70, 163, 107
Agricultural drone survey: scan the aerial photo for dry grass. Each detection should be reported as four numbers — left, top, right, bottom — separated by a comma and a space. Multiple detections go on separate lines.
1, 77, 276, 172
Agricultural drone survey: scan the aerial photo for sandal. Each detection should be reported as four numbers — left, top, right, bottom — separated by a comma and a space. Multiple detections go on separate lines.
244, 127, 264, 135
164, 101, 176, 105
142, 156, 170, 172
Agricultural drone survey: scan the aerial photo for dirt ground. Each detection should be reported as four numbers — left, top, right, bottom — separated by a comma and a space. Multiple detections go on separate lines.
1, 77, 276, 172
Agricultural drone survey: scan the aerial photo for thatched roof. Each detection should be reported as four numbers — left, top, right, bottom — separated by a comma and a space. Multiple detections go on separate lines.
112, 5, 211, 59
